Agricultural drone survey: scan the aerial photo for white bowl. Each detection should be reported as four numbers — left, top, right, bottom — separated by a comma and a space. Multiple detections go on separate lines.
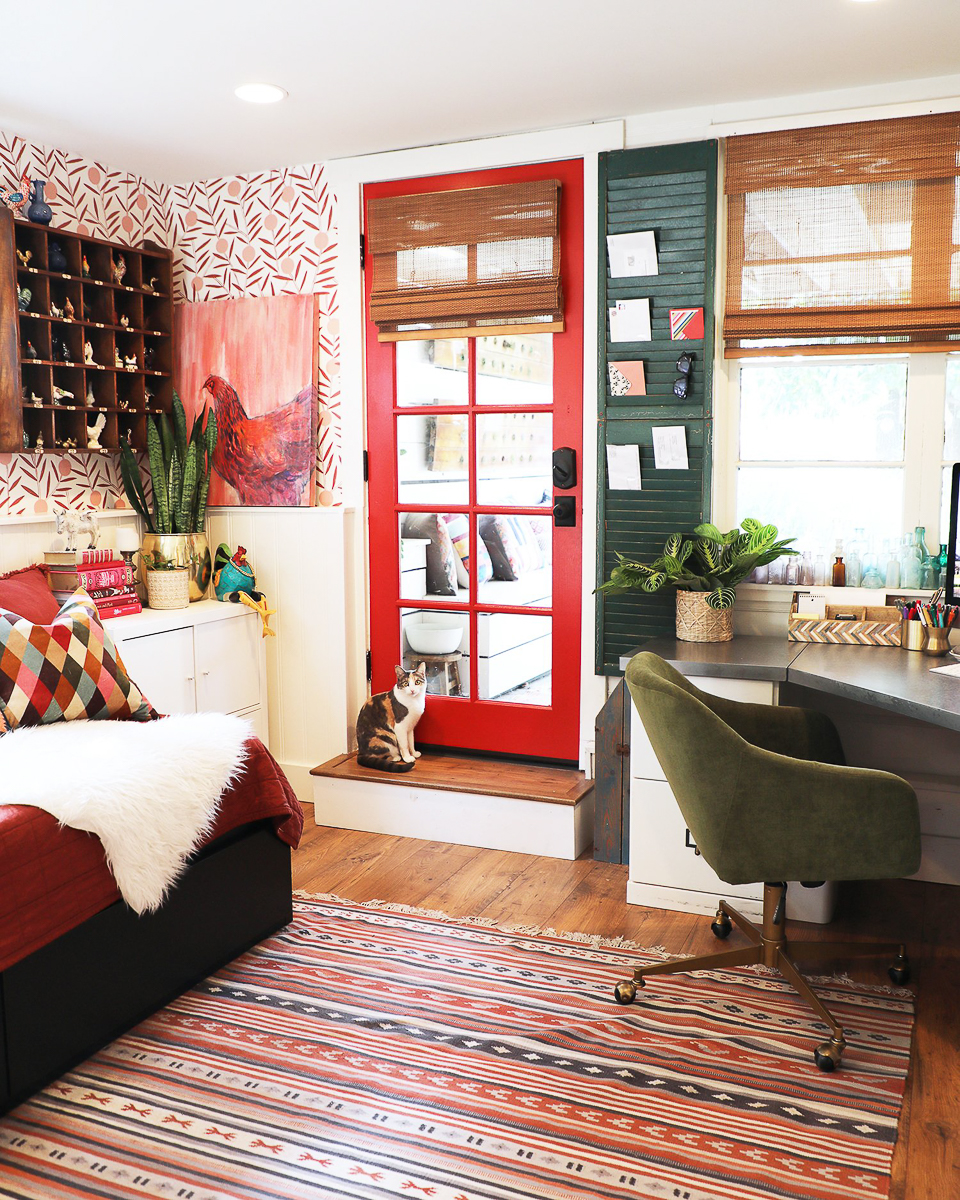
405, 623, 463, 655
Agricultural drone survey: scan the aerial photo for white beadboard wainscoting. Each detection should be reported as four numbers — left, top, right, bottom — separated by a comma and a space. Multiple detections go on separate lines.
0, 510, 142, 573
205, 506, 348, 803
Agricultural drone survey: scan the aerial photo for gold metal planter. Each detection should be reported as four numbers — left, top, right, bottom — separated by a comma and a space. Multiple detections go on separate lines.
139, 533, 212, 603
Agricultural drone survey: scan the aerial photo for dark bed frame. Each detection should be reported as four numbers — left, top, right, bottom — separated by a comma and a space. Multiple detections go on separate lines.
0, 819, 292, 1115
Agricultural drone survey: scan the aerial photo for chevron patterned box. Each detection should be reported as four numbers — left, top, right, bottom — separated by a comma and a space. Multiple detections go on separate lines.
788, 603, 902, 647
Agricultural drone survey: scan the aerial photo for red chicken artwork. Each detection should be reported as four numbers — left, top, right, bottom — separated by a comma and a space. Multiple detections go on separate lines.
202, 374, 317, 506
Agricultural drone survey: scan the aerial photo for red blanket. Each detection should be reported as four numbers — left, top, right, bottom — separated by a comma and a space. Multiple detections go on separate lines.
0, 737, 302, 974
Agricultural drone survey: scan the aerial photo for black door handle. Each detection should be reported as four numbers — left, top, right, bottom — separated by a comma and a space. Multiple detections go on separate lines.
553, 447, 577, 490
553, 496, 576, 527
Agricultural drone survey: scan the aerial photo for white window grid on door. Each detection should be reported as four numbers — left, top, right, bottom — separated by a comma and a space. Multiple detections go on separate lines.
714, 352, 956, 550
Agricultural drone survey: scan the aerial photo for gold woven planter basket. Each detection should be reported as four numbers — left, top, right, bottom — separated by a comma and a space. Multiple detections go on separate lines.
145, 568, 190, 610
675, 589, 733, 643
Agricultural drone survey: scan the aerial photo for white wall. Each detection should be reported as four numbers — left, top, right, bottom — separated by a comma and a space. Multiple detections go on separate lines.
205, 506, 347, 801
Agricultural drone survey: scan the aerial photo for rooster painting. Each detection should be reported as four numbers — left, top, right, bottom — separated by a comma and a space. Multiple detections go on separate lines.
202, 374, 317, 506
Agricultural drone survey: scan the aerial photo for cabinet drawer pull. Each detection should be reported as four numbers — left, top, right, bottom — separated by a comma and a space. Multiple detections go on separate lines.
684, 828, 701, 856
185, 675, 194, 682
202, 669, 210, 676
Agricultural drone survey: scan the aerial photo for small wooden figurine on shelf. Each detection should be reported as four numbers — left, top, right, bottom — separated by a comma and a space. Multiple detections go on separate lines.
86, 412, 106, 450
112, 255, 126, 285
82, 254, 90, 278
24, 341, 38, 359
84, 383, 96, 407
49, 302, 63, 319
16, 248, 31, 268
17, 286, 31, 312
63, 297, 75, 320
144, 276, 159, 293
124, 354, 138, 371
119, 314, 130, 328
34, 432, 44, 452
84, 340, 95, 364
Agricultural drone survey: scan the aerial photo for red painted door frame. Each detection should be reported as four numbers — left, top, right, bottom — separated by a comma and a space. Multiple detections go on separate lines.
364, 158, 583, 761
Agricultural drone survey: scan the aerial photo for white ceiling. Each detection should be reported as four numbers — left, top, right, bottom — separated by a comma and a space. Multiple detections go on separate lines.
2, 0, 959, 183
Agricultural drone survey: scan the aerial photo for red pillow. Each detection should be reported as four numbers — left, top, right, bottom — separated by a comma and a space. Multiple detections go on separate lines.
0, 566, 59, 623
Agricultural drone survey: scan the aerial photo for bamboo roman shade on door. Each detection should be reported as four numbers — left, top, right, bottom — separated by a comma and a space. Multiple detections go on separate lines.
366, 180, 563, 341
724, 112, 960, 354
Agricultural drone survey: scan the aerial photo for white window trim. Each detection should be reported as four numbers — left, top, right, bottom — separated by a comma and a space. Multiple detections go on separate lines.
714, 351, 953, 548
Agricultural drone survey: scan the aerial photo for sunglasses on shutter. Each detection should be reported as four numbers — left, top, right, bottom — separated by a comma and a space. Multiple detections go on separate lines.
673, 353, 694, 399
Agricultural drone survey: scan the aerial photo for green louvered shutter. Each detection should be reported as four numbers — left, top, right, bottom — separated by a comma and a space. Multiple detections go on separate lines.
596, 142, 718, 674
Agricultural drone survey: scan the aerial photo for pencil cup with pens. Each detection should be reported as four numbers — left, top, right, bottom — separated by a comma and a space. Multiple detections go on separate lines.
901, 596, 956, 656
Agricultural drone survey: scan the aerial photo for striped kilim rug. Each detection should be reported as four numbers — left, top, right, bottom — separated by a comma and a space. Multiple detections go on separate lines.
0, 893, 914, 1200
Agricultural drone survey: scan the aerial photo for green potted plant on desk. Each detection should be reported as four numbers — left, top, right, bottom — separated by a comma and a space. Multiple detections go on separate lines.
119, 392, 218, 603
598, 519, 796, 642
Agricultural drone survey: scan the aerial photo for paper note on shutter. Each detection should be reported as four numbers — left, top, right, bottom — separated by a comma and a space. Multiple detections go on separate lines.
607, 231, 658, 278
652, 426, 689, 470
606, 444, 643, 491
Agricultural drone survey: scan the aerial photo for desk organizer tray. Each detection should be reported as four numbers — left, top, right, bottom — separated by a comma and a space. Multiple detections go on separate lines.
788, 602, 902, 646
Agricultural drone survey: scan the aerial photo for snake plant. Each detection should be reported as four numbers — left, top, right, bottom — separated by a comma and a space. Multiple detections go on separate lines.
119, 391, 218, 534
597, 519, 797, 610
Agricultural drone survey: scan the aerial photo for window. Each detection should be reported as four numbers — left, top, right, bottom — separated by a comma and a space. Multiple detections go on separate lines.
725, 353, 958, 557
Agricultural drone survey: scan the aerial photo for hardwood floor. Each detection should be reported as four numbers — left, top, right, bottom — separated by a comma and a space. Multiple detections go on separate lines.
292, 817, 960, 1200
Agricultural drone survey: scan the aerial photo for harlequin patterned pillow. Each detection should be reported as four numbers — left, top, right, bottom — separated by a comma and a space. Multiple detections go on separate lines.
0, 588, 155, 733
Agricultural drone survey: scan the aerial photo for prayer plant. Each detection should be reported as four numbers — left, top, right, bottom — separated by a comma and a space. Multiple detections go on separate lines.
597, 519, 796, 610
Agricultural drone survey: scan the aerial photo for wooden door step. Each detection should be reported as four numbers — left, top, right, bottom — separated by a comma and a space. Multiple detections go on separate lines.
310, 751, 594, 860
311, 751, 592, 806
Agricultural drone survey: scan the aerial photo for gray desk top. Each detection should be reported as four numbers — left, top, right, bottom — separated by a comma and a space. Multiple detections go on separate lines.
619, 636, 960, 732
619, 636, 805, 681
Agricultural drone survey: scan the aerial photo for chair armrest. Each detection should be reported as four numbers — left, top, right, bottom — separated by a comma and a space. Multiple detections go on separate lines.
698, 692, 845, 765
716, 742, 921, 884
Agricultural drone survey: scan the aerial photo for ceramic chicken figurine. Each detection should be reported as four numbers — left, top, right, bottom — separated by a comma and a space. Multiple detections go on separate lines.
84, 383, 95, 407
124, 354, 137, 371
84, 341, 95, 364
24, 341, 38, 359
82, 254, 90, 278
119, 314, 129, 328
213, 543, 276, 637
86, 412, 106, 450
63, 297, 75, 320
112, 254, 126, 285
0, 171, 30, 214
49, 302, 63, 318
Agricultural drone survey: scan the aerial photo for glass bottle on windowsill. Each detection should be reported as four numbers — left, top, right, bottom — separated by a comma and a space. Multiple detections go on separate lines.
784, 555, 799, 585
886, 539, 902, 588
813, 554, 827, 586
832, 541, 846, 587
800, 550, 815, 585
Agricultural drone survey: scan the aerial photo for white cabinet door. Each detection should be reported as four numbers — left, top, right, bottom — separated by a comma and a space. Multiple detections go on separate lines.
117, 628, 197, 716
629, 779, 762, 901
195, 615, 261, 715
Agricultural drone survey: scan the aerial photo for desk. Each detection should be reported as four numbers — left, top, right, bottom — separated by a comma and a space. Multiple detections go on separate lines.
618, 636, 960, 919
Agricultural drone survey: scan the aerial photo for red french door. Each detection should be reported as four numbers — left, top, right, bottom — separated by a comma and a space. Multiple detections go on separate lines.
365, 159, 583, 761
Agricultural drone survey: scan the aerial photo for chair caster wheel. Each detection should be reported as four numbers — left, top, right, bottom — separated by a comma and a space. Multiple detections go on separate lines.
814, 1038, 845, 1072
710, 911, 732, 940
614, 979, 641, 1004
888, 955, 910, 985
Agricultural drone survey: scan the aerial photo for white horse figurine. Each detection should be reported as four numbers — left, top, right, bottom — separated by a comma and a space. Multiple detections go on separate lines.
54, 509, 100, 551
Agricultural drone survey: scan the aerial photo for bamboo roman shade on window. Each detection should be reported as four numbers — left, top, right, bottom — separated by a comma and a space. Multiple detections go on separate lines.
724, 112, 960, 354
366, 180, 563, 341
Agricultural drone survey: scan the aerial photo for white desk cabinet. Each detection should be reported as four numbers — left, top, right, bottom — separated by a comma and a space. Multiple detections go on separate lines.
627, 675, 836, 924
104, 600, 268, 745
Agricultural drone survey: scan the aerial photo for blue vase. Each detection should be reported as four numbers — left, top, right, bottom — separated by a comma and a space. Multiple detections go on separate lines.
48, 240, 67, 271
26, 180, 52, 225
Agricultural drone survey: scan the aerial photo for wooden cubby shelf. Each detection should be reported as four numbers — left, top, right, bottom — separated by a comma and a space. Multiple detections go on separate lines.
0, 207, 174, 454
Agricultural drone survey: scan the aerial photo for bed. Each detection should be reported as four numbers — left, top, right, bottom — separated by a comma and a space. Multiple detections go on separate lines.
0, 735, 301, 1116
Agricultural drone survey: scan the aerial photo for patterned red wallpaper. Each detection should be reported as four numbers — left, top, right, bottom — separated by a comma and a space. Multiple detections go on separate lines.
0, 130, 341, 515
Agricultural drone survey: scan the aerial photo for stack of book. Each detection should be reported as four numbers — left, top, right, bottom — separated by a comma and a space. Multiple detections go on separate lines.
45, 548, 142, 618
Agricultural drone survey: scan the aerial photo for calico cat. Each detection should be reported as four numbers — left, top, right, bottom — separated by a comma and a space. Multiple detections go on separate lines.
356, 663, 427, 772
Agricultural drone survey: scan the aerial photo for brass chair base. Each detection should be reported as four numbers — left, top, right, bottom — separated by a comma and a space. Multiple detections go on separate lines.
614, 884, 909, 1071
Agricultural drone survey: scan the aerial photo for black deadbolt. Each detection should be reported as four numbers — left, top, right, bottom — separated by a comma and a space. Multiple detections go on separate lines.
552, 447, 577, 490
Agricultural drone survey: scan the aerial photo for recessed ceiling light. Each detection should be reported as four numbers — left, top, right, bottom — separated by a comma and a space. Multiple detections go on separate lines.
235, 83, 287, 105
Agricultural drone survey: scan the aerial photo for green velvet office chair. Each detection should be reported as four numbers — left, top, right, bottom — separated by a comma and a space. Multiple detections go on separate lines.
615, 651, 922, 1071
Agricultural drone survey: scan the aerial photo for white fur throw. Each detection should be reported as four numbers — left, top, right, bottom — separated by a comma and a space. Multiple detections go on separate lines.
0, 713, 250, 914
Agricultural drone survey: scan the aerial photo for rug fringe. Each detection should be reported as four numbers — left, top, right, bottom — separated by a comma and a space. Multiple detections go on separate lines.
291, 890, 913, 997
